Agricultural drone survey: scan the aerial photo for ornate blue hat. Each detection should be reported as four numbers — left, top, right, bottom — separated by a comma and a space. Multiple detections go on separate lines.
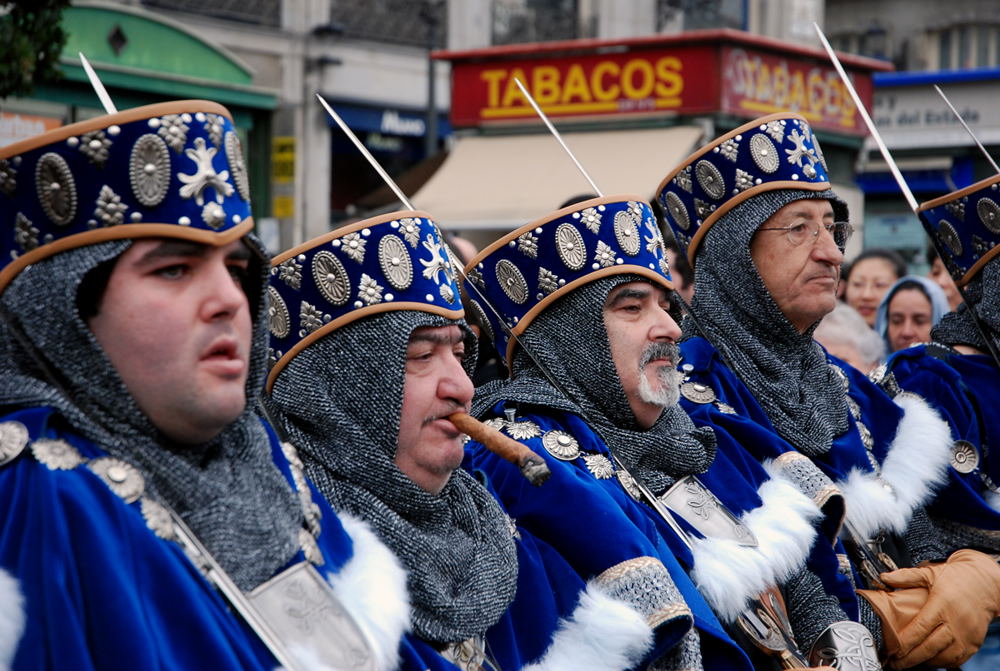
654, 112, 831, 267
463, 196, 672, 365
0, 100, 254, 294
918, 174, 1000, 287
266, 210, 464, 391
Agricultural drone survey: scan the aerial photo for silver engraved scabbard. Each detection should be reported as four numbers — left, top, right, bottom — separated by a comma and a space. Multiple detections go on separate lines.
808, 621, 881, 671
248, 561, 375, 671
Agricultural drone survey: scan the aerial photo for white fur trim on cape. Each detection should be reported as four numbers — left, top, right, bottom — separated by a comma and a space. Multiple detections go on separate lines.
523, 580, 654, 671
689, 465, 821, 623
0, 568, 24, 671
987, 489, 1000, 515
838, 393, 952, 539
323, 515, 411, 671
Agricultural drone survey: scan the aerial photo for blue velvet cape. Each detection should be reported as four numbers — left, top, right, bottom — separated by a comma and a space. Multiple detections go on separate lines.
466, 402, 754, 671
0, 405, 458, 671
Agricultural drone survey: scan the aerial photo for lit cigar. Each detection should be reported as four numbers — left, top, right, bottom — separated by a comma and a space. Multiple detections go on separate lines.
449, 412, 551, 486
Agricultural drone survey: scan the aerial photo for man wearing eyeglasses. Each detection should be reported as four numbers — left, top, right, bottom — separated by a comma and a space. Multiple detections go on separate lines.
657, 113, 1000, 670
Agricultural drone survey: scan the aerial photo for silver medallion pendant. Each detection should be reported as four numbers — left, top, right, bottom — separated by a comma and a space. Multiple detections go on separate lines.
31, 438, 84, 470
617, 468, 642, 501
541, 430, 581, 461
680, 382, 716, 404
0, 421, 29, 466
247, 561, 376, 671
950, 440, 980, 474
829, 364, 850, 393
504, 420, 541, 441
88, 457, 145, 503
855, 421, 874, 452
141, 497, 177, 541
659, 475, 758, 546
583, 453, 614, 480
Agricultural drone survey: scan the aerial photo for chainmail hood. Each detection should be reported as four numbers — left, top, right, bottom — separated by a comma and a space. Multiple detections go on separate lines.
0, 237, 304, 591
932, 258, 1000, 354
265, 309, 518, 645
475, 275, 716, 495
685, 189, 850, 457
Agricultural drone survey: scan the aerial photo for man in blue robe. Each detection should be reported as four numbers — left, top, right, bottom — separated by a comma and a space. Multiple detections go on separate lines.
460, 195, 867, 669
0, 102, 409, 670
261, 211, 663, 671
876, 175, 1000, 670
656, 111, 1000, 669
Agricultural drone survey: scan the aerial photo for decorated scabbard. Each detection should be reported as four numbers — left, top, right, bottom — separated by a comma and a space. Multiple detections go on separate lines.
449, 412, 551, 486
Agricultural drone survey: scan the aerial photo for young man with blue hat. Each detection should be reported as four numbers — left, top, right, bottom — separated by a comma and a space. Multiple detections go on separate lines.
0, 101, 401, 670
461, 195, 864, 669
657, 111, 1000, 669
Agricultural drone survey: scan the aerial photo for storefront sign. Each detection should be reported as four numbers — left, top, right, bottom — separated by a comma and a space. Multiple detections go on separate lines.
721, 47, 865, 134
272, 136, 295, 184
0, 112, 61, 148
450, 46, 716, 124
443, 33, 879, 136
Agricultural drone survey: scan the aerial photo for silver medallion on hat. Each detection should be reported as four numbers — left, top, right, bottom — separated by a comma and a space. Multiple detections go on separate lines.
267, 286, 291, 338
224, 131, 251, 201
614, 209, 642, 255
312, 250, 350, 306
130, 134, 171, 207
950, 440, 979, 474
977, 198, 1000, 234
0, 421, 29, 466
555, 222, 587, 270
695, 159, 726, 199
495, 258, 529, 304
378, 234, 414, 290
750, 133, 780, 173
541, 430, 581, 461
938, 220, 963, 256
36, 152, 78, 226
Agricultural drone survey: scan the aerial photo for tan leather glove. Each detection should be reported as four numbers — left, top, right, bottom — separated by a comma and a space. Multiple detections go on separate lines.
856, 584, 933, 667
867, 549, 1000, 669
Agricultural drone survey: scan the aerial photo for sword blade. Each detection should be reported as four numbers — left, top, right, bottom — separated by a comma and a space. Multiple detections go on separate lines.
79, 52, 118, 115
812, 23, 918, 213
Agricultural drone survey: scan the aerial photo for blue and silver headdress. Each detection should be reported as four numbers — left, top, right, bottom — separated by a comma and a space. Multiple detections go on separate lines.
265, 210, 464, 390
655, 112, 831, 267
918, 175, 1000, 287
0, 100, 253, 294
463, 196, 672, 365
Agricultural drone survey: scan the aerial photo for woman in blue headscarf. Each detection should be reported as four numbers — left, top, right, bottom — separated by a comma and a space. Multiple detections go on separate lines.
875, 275, 951, 354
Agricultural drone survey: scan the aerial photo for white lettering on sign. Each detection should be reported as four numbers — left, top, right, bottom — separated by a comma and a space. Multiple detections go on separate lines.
381, 110, 425, 137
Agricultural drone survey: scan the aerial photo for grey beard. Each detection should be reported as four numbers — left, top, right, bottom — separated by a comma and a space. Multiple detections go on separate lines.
638, 342, 683, 407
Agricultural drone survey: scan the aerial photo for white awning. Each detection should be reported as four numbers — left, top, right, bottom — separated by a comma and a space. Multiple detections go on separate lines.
412, 125, 704, 231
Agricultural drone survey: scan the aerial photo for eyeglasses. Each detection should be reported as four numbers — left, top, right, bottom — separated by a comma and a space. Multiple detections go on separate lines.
758, 220, 854, 248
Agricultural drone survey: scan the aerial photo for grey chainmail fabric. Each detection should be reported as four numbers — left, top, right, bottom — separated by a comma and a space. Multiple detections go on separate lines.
784, 565, 853, 653
857, 599, 885, 653
685, 189, 850, 458
932, 517, 1000, 554
931, 259, 1000, 354
0, 238, 303, 592
901, 506, 948, 564
474, 275, 717, 496
265, 310, 518, 645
